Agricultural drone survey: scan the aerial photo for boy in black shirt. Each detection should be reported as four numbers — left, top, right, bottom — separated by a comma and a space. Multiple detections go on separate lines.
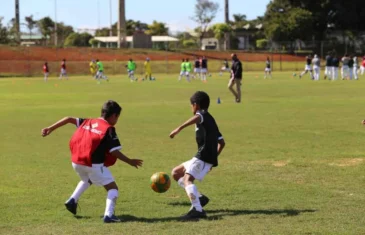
170, 91, 225, 220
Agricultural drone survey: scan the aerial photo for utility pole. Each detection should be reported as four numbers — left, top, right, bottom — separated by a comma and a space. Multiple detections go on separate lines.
54, 0, 58, 46
15, 0, 20, 42
224, 0, 230, 50
109, 0, 113, 36
117, 0, 126, 48
225, 0, 229, 23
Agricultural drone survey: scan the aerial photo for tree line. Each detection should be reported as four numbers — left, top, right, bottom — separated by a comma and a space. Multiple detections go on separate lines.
1, 0, 364, 49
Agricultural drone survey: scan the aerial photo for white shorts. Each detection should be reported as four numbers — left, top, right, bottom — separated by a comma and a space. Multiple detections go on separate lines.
201, 68, 208, 74
96, 70, 104, 77
72, 163, 114, 186
44, 72, 49, 76
180, 71, 186, 76
305, 65, 312, 71
325, 66, 332, 75
194, 68, 201, 73
61, 68, 67, 74
265, 68, 271, 72
128, 70, 134, 75
183, 157, 213, 181
221, 67, 230, 71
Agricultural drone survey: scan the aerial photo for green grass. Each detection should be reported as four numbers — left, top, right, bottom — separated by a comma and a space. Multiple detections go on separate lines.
1, 73, 365, 235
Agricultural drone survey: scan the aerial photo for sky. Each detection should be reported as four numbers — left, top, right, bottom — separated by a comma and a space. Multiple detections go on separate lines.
1, 0, 270, 34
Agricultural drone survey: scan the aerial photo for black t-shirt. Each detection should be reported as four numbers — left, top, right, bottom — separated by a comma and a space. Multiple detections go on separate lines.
326, 55, 333, 66
332, 57, 339, 67
195, 60, 200, 68
231, 59, 243, 79
266, 60, 271, 68
306, 57, 312, 65
77, 118, 122, 164
194, 111, 223, 167
201, 59, 208, 69
348, 58, 354, 68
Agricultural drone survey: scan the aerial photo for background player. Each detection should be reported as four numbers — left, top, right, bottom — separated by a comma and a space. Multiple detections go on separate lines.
264, 57, 272, 79
220, 59, 230, 76
324, 52, 333, 80
201, 56, 208, 81
127, 59, 137, 81
332, 55, 340, 80
341, 54, 350, 80
353, 56, 359, 80
360, 56, 365, 76
193, 56, 201, 79
59, 59, 68, 80
312, 54, 321, 81
43, 62, 49, 82
89, 60, 97, 78
299, 55, 313, 79
144, 58, 153, 81
170, 91, 225, 220
96, 59, 108, 82
178, 59, 189, 82
41, 100, 143, 223
185, 58, 192, 81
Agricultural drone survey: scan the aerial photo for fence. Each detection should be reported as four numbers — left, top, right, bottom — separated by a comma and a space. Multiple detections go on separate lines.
0, 45, 362, 77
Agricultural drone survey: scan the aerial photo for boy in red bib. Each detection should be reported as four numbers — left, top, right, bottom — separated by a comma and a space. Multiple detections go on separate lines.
41, 100, 143, 223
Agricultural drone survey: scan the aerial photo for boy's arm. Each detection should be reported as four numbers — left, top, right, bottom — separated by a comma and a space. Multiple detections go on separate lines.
169, 114, 201, 138
217, 131, 225, 156
362, 119, 365, 125
110, 150, 143, 169
41, 117, 78, 137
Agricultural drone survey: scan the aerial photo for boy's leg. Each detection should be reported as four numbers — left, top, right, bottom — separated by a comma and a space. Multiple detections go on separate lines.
172, 164, 209, 207
299, 70, 307, 78
103, 182, 119, 223
236, 79, 242, 102
65, 163, 93, 215
179, 158, 212, 220
89, 164, 120, 223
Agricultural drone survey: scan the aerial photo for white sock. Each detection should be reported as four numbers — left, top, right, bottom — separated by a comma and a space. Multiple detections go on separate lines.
105, 189, 118, 217
70, 181, 91, 202
178, 178, 202, 197
185, 184, 202, 212
177, 178, 185, 188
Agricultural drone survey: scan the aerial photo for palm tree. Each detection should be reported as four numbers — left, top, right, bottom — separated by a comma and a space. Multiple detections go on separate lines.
233, 14, 247, 23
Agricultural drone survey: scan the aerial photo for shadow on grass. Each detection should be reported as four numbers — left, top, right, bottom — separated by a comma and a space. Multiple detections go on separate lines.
74, 215, 92, 219
167, 201, 192, 206
116, 208, 316, 223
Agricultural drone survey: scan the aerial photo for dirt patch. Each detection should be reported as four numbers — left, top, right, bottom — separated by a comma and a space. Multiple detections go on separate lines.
272, 160, 290, 167
329, 158, 364, 167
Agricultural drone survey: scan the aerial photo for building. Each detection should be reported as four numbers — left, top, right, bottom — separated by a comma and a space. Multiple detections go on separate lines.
94, 34, 178, 49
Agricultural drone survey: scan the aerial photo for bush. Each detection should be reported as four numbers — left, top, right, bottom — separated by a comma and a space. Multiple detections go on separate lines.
256, 39, 268, 49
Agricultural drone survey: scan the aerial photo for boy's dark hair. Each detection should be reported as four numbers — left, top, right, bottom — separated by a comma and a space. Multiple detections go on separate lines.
190, 91, 210, 110
182, 59, 185, 62
101, 100, 122, 119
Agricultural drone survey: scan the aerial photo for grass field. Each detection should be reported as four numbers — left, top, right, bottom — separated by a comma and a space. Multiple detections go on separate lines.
1, 72, 365, 235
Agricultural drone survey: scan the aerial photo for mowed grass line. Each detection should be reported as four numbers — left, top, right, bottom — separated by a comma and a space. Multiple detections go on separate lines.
1, 73, 365, 235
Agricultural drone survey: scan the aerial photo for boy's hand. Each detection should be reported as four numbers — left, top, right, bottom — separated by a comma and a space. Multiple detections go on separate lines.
41, 127, 52, 137
362, 120, 365, 125
128, 159, 143, 169
169, 128, 181, 138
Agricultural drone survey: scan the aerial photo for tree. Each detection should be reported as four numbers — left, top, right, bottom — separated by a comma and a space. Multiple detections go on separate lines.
24, 15, 37, 39
56, 23, 74, 45
64, 32, 93, 47
37, 17, 54, 45
0, 17, 9, 44
211, 23, 231, 50
192, 0, 219, 46
126, 20, 148, 35
264, 1, 313, 42
145, 21, 169, 35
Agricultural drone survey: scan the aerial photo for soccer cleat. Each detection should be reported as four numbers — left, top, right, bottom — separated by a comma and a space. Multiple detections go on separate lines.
64, 198, 77, 215
103, 215, 121, 223
180, 207, 207, 221
199, 195, 210, 207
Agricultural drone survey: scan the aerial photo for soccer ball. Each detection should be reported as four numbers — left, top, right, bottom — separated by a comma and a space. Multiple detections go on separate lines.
150, 172, 171, 193
293, 73, 297, 77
